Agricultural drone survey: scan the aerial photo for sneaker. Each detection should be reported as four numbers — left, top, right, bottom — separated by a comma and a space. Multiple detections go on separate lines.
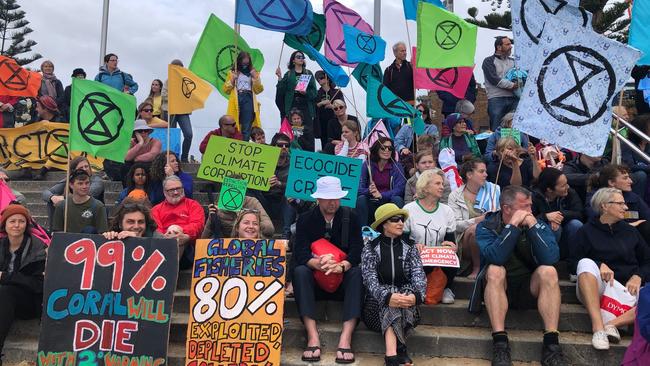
592, 330, 610, 350
604, 324, 621, 344
442, 288, 455, 304
541, 344, 567, 366
492, 340, 512, 366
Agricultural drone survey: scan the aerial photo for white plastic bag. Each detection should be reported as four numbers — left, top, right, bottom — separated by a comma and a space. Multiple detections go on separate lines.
600, 280, 637, 324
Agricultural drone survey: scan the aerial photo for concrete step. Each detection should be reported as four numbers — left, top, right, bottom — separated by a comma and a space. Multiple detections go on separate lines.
20, 191, 215, 206
23, 202, 211, 217
10, 179, 217, 194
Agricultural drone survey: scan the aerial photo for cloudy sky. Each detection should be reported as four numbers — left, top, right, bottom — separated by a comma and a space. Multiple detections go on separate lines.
20, 0, 510, 159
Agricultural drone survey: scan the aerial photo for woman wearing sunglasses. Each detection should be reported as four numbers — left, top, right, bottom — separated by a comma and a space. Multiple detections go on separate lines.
361, 203, 426, 366
275, 51, 317, 151
315, 71, 344, 147
138, 101, 168, 128
356, 137, 406, 226
224, 51, 264, 141
325, 99, 359, 154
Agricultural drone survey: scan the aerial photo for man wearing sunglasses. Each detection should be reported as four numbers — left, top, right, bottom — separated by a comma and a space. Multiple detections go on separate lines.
199, 115, 244, 154
471, 186, 566, 366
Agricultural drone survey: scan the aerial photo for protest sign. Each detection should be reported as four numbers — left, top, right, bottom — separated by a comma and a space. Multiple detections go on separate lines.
218, 177, 247, 211
150, 127, 181, 157
37, 233, 178, 366
420, 246, 460, 268
0, 121, 103, 171
285, 149, 362, 208
198, 136, 281, 191
187, 238, 287, 366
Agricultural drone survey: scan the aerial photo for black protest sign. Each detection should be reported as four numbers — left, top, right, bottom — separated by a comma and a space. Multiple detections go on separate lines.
37, 233, 178, 366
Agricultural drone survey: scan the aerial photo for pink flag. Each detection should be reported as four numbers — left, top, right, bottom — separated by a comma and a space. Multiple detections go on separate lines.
411, 47, 474, 99
363, 120, 399, 161
0, 181, 16, 212
279, 117, 294, 141
324, 0, 373, 66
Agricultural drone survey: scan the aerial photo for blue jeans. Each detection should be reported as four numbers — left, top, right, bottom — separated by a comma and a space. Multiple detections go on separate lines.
171, 114, 193, 162
488, 96, 518, 131
551, 218, 583, 261
355, 195, 405, 227
238, 92, 254, 141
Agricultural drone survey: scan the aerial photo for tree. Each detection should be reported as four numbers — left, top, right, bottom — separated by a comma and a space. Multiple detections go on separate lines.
0, 0, 41, 66
465, 0, 631, 42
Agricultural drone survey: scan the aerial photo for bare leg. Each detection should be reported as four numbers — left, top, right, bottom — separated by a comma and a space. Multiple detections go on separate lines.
530, 265, 561, 331
336, 318, 357, 361
577, 273, 605, 332
461, 224, 480, 278
302, 316, 321, 359
385, 326, 398, 356
606, 307, 636, 328
484, 265, 508, 332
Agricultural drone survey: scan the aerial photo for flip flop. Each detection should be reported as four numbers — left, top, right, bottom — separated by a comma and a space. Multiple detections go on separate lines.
335, 348, 355, 364
301, 346, 321, 362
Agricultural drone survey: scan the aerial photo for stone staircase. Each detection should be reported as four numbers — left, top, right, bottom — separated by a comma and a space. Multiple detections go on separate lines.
4, 165, 630, 365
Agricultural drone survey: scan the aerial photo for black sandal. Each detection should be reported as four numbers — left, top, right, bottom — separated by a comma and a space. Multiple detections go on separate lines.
301, 346, 321, 362
335, 348, 355, 364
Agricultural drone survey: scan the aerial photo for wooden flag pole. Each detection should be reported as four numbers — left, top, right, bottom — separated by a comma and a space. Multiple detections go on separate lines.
277, 42, 285, 69
611, 90, 625, 163
62, 150, 71, 233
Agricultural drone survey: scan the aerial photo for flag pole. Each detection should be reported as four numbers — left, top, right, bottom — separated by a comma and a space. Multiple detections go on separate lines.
62, 150, 71, 233
278, 43, 285, 69
611, 90, 625, 164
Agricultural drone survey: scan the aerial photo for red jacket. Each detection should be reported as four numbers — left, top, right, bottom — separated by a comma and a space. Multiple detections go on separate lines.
199, 128, 244, 154
151, 197, 205, 242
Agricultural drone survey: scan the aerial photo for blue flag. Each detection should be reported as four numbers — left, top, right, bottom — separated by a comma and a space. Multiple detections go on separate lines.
235, 0, 313, 36
403, 0, 444, 20
342, 25, 386, 64
366, 78, 418, 119
629, 0, 650, 65
303, 44, 350, 87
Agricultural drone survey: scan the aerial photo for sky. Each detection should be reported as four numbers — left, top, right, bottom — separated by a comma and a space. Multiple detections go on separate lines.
19, 0, 511, 159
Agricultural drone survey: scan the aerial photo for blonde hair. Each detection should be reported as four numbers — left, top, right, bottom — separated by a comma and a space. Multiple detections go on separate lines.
341, 120, 360, 141
332, 99, 346, 109
496, 137, 521, 155
590, 187, 623, 215
415, 169, 445, 199
231, 210, 262, 237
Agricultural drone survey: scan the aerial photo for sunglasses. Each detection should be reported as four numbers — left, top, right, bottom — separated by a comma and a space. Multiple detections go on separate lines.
222, 123, 236, 127
276, 143, 290, 148
165, 187, 184, 194
387, 216, 404, 223
294, 55, 305, 60
141, 109, 153, 113
333, 106, 345, 111
380, 145, 394, 151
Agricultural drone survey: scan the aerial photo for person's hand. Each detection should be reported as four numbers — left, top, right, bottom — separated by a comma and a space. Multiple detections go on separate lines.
369, 184, 382, 199
545, 211, 564, 225
522, 213, 537, 228
404, 294, 416, 307
551, 222, 560, 231
135, 132, 145, 145
600, 263, 615, 285
442, 241, 457, 252
103, 231, 119, 240
230, 74, 237, 85
508, 210, 529, 227
275, 67, 282, 79
324, 261, 346, 276
164, 164, 174, 177
331, 139, 341, 145
510, 83, 519, 91
626, 275, 642, 295
165, 225, 184, 237
269, 175, 279, 187
208, 204, 217, 215
51, 195, 65, 205
474, 214, 486, 224
415, 243, 425, 253
251, 69, 259, 79
400, 148, 411, 155
630, 220, 646, 227
123, 85, 130, 93
527, 144, 536, 157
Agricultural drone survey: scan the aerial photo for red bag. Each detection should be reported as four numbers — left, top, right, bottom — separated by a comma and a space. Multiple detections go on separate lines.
311, 238, 347, 293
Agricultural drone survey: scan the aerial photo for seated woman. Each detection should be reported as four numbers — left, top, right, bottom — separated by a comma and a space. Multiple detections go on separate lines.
586, 164, 650, 223
335, 120, 368, 160
356, 137, 406, 226
483, 112, 529, 160
288, 108, 310, 150
403, 169, 458, 304
116, 163, 150, 204
487, 137, 540, 188
0, 204, 47, 362
325, 99, 359, 154
531, 167, 584, 260
148, 152, 193, 205
571, 187, 650, 350
404, 150, 450, 205
231, 209, 263, 239
439, 113, 480, 164
138, 100, 168, 128
447, 158, 499, 279
202, 198, 274, 239
362, 203, 426, 366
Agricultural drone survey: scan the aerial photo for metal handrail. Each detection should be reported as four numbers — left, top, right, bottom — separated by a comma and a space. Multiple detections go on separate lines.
613, 112, 650, 144
610, 128, 650, 164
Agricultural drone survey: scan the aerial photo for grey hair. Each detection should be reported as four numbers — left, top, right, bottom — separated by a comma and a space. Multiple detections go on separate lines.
162, 175, 182, 189
500, 186, 531, 207
590, 187, 623, 215
455, 99, 475, 115
500, 112, 515, 127
415, 169, 445, 199
392, 42, 406, 52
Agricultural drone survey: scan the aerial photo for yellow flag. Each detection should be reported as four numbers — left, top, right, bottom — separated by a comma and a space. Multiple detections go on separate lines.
167, 64, 212, 114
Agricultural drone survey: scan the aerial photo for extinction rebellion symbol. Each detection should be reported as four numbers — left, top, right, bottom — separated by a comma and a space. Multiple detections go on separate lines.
76, 92, 125, 145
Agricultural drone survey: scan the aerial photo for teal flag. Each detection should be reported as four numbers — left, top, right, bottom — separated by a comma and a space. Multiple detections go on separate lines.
303, 44, 350, 87
366, 78, 418, 119
284, 13, 326, 57
343, 25, 386, 64
629, 0, 650, 65
351, 62, 383, 91
69, 79, 136, 162
403, 0, 445, 20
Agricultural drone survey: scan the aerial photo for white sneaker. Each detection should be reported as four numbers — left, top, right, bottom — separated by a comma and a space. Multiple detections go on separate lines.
442, 288, 455, 304
592, 330, 610, 350
604, 325, 621, 344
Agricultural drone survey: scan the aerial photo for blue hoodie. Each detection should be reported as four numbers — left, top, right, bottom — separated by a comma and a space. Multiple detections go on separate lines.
94, 65, 138, 94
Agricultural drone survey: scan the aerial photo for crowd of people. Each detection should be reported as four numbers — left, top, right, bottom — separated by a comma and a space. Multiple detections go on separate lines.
2, 38, 650, 366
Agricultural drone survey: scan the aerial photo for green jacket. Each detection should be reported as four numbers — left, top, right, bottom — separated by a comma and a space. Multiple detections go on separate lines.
275, 68, 318, 121
439, 133, 481, 158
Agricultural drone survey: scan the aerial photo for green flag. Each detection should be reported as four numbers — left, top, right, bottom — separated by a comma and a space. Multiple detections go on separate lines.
416, 1, 477, 69
366, 78, 418, 119
284, 13, 325, 59
351, 62, 383, 91
189, 14, 265, 98
69, 78, 136, 162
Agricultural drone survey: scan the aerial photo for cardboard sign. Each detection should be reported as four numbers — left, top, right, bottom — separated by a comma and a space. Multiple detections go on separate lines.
285, 149, 363, 208
37, 233, 178, 366
218, 177, 247, 211
295, 74, 311, 93
187, 238, 287, 366
420, 246, 460, 268
198, 136, 281, 191
150, 127, 181, 157
499, 128, 521, 145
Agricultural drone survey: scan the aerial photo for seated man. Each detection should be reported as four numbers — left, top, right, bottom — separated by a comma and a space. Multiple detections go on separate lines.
293, 176, 363, 363
151, 176, 205, 269
474, 186, 566, 366
52, 169, 108, 234
199, 114, 243, 154
103, 199, 162, 239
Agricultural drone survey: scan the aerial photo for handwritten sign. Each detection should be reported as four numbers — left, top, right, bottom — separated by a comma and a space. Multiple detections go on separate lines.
186, 238, 287, 366
198, 136, 280, 191
37, 233, 178, 366
420, 246, 460, 268
285, 149, 363, 207
218, 177, 247, 211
